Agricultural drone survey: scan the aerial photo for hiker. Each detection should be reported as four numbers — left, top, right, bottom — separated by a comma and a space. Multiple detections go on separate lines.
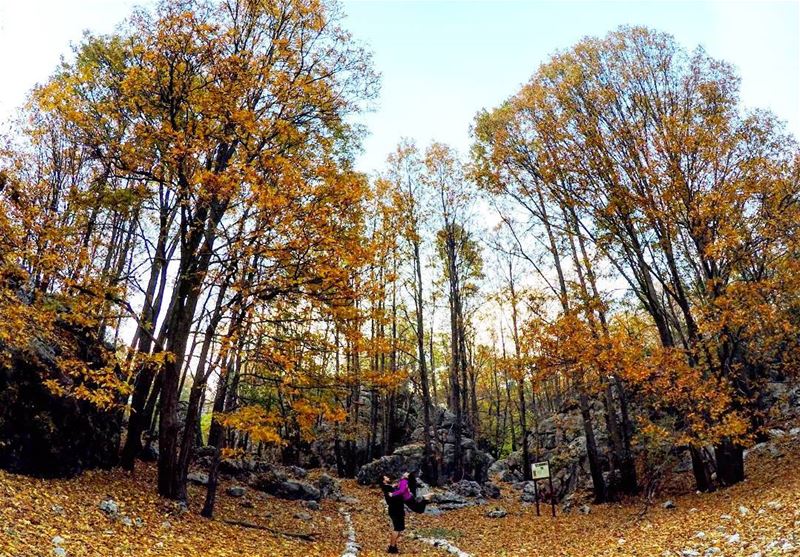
393, 471, 430, 514
381, 475, 405, 554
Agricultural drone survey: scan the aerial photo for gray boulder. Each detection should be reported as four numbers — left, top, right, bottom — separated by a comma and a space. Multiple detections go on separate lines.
286, 465, 308, 478
486, 507, 508, 518
316, 473, 343, 500
226, 486, 247, 498
187, 472, 209, 486
451, 480, 483, 498
250, 474, 321, 501
430, 490, 483, 511
356, 445, 424, 485
482, 482, 501, 499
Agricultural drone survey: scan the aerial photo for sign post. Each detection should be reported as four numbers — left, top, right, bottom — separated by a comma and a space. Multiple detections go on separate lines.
530, 460, 556, 517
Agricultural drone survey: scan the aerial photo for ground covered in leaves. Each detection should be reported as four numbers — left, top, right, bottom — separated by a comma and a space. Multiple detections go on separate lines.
2, 435, 800, 557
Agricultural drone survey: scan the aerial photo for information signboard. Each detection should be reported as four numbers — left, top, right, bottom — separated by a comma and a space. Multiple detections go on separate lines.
531, 461, 550, 480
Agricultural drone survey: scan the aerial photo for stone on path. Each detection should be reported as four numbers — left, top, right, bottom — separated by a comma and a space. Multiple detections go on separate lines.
411, 532, 472, 557
339, 507, 360, 557
486, 507, 507, 518
98, 499, 118, 516
226, 486, 246, 497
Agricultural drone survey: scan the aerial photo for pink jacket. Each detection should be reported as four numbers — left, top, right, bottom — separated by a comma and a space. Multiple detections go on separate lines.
391, 478, 413, 501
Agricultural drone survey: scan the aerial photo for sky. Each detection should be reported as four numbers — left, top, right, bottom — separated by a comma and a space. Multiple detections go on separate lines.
0, 0, 798, 175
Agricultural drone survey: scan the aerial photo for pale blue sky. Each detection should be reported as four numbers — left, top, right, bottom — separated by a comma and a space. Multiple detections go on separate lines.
1, 1, 798, 174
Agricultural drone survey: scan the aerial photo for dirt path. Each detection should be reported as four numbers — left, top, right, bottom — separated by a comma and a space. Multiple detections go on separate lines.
338, 481, 472, 557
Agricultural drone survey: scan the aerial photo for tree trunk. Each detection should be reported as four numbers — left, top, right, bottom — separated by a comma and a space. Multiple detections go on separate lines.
578, 388, 607, 503
413, 238, 437, 485
690, 445, 715, 493
714, 438, 744, 486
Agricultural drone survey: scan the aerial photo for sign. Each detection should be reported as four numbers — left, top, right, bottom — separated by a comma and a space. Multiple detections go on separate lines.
531, 461, 550, 480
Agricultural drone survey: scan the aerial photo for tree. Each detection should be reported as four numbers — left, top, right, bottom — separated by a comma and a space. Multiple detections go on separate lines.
473, 25, 799, 493
34, 0, 377, 500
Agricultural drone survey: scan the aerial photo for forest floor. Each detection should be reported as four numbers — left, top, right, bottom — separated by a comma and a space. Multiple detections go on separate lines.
2, 433, 800, 557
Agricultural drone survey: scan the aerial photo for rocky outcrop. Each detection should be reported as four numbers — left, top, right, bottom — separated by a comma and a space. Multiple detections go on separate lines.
358, 410, 495, 485
487, 400, 608, 502
356, 443, 426, 485
0, 319, 122, 477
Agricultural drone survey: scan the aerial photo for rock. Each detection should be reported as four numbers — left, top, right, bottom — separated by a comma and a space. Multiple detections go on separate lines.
0, 320, 123, 478
727, 533, 740, 544
187, 472, 209, 486
482, 481, 501, 499
140, 444, 159, 462
579, 504, 591, 515
293, 512, 312, 521
424, 506, 444, 516
356, 448, 422, 486
451, 480, 482, 498
286, 465, 308, 478
439, 410, 457, 428
704, 548, 720, 556
358, 433, 494, 485
431, 490, 471, 510
738, 505, 749, 515
519, 480, 547, 503
663, 500, 676, 509
226, 486, 247, 498
769, 429, 787, 439
316, 474, 343, 500
720, 514, 732, 521
790, 428, 800, 436
486, 507, 508, 518
219, 458, 253, 477
250, 475, 321, 501
488, 459, 511, 481
121, 516, 133, 527
160, 520, 171, 530
302, 500, 320, 511
681, 550, 700, 557
51, 505, 65, 515
766, 500, 783, 510
240, 500, 254, 509
694, 532, 706, 539
98, 499, 119, 516
53, 548, 67, 557
52, 536, 65, 546
675, 452, 693, 473
134, 518, 144, 528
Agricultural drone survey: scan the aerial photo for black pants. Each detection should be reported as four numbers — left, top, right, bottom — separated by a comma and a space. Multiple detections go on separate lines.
406, 497, 428, 514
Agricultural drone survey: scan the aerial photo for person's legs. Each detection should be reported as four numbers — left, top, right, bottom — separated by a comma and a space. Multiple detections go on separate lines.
407, 496, 431, 514
388, 502, 405, 553
389, 530, 400, 552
